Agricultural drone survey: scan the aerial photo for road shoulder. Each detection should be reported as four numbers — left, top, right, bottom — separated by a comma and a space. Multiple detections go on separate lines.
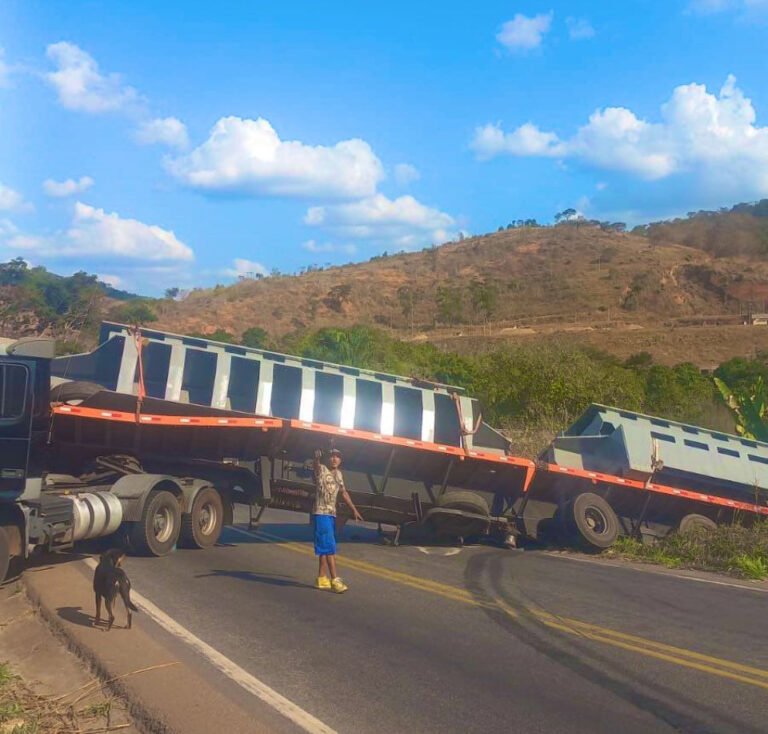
22, 554, 292, 734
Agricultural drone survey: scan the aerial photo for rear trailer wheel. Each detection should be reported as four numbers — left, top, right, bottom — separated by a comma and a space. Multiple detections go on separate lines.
180, 487, 224, 549
679, 513, 717, 534
430, 491, 490, 538
129, 490, 181, 556
569, 492, 619, 549
0, 527, 9, 584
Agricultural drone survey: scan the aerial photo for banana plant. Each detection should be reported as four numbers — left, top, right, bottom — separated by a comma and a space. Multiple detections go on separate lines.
714, 375, 768, 442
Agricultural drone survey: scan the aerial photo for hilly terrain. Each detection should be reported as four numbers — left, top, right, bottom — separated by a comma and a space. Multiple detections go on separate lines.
152, 215, 768, 367
3, 200, 768, 368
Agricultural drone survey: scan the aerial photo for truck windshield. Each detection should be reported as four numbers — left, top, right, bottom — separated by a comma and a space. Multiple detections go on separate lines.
0, 364, 27, 420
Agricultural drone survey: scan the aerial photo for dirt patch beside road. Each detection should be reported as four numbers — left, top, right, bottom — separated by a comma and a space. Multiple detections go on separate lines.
0, 578, 139, 734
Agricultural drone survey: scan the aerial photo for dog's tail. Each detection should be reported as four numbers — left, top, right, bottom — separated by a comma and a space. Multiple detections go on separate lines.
117, 571, 139, 612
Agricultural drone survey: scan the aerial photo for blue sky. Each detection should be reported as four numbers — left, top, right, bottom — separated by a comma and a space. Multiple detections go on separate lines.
1, 1, 767, 294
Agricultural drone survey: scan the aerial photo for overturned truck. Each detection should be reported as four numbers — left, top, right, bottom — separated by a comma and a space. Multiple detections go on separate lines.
1, 322, 767, 580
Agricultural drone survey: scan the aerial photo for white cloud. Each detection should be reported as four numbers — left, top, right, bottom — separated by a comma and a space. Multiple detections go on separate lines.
301, 239, 357, 255
222, 258, 268, 279
45, 42, 140, 113
167, 116, 384, 199
43, 176, 94, 197
393, 163, 421, 186
496, 12, 553, 51
471, 75, 768, 195
305, 194, 457, 250
566, 17, 595, 40
7, 202, 193, 262
470, 122, 564, 161
98, 273, 122, 288
134, 117, 189, 149
0, 183, 33, 213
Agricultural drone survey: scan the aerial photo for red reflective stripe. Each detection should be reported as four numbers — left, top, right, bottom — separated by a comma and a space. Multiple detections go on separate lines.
52, 405, 283, 429
287, 419, 535, 469
543, 462, 768, 517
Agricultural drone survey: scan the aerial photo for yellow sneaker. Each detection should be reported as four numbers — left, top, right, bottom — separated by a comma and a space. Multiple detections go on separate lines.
316, 576, 331, 590
331, 577, 348, 594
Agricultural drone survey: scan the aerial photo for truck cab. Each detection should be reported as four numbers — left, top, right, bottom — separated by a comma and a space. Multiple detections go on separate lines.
0, 337, 54, 581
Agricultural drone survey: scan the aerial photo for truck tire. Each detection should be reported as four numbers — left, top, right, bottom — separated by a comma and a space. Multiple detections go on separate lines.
679, 513, 717, 534
129, 490, 181, 556
569, 492, 619, 549
0, 527, 9, 584
50, 380, 103, 405
180, 487, 223, 549
431, 491, 490, 538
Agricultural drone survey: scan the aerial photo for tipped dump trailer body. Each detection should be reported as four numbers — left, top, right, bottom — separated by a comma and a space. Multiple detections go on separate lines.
2, 323, 767, 581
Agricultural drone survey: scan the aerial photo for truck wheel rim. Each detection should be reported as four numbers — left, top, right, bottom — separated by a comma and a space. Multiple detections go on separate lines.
199, 502, 217, 535
584, 507, 607, 534
153, 507, 174, 543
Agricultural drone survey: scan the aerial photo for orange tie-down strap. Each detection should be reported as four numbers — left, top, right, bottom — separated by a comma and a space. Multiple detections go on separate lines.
52, 404, 284, 429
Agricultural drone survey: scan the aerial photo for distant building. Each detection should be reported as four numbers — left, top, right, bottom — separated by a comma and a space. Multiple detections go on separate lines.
744, 312, 768, 326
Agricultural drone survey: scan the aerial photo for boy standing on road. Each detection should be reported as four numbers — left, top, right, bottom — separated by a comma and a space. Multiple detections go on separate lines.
313, 448, 363, 593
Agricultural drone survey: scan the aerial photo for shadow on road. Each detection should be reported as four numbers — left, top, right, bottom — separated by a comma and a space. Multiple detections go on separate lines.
57, 605, 95, 628
195, 569, 313, 589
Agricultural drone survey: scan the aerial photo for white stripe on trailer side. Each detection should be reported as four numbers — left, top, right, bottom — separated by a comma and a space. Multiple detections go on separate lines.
459, 395, 474, 451
255, 359, 274, 416
81, 558, 337, 734
299, 368, 316, 422
340, 376, 356, 429
116, 335, 138, 394
380, 382, 395, 436
421, 390, 435, 444
164, 341, 186, 402
212, 351, 232, 409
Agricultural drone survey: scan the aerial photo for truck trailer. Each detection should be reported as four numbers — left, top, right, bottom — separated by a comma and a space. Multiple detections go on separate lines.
1, 323, 767, 582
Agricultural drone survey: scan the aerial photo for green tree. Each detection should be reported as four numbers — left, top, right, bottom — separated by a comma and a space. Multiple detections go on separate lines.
111, 300, 158, 325
469, 281, 498, 326
644, 363, 714, 423
715, 375, 768, 441
0, 257, 29, 286
397, 286, 421, 333
241, 326, 269, 348
435, 286, 463, 325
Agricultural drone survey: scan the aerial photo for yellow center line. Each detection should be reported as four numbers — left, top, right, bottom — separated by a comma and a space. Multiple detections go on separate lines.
246, 527, 768, 691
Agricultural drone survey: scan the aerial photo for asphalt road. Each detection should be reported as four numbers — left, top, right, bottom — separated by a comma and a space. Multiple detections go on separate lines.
121, 508, 768, 734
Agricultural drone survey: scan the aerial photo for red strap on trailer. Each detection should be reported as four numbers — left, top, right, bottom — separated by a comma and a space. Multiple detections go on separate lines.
543, 462, 768, 517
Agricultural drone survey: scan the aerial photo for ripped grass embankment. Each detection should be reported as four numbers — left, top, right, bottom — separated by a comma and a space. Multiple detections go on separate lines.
605, 521, 768, 580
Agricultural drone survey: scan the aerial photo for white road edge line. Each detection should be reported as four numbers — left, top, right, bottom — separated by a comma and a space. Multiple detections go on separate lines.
82, 558, 337, 734
541, 552, 768, 593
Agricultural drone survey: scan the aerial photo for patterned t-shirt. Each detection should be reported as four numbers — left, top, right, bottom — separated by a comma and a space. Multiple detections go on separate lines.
313, 464, 345, 516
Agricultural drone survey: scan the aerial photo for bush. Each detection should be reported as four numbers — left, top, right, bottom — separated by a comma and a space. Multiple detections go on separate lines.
110, 300, 157, 325
609, 522, 768, 579
241, 327, 269, 349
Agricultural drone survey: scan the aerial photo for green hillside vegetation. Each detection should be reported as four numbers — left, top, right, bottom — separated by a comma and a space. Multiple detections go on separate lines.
0, 258, 143, 353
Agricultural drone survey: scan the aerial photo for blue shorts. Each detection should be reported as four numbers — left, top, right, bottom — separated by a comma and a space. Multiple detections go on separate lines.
312, 514, 337, 556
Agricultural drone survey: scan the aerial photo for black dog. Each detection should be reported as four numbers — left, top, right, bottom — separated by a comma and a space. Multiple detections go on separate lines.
93, 548, 138, 631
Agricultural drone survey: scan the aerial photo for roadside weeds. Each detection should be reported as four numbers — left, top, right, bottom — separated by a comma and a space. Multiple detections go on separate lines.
0, 659, 131, 734
604, 521, 768, 580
